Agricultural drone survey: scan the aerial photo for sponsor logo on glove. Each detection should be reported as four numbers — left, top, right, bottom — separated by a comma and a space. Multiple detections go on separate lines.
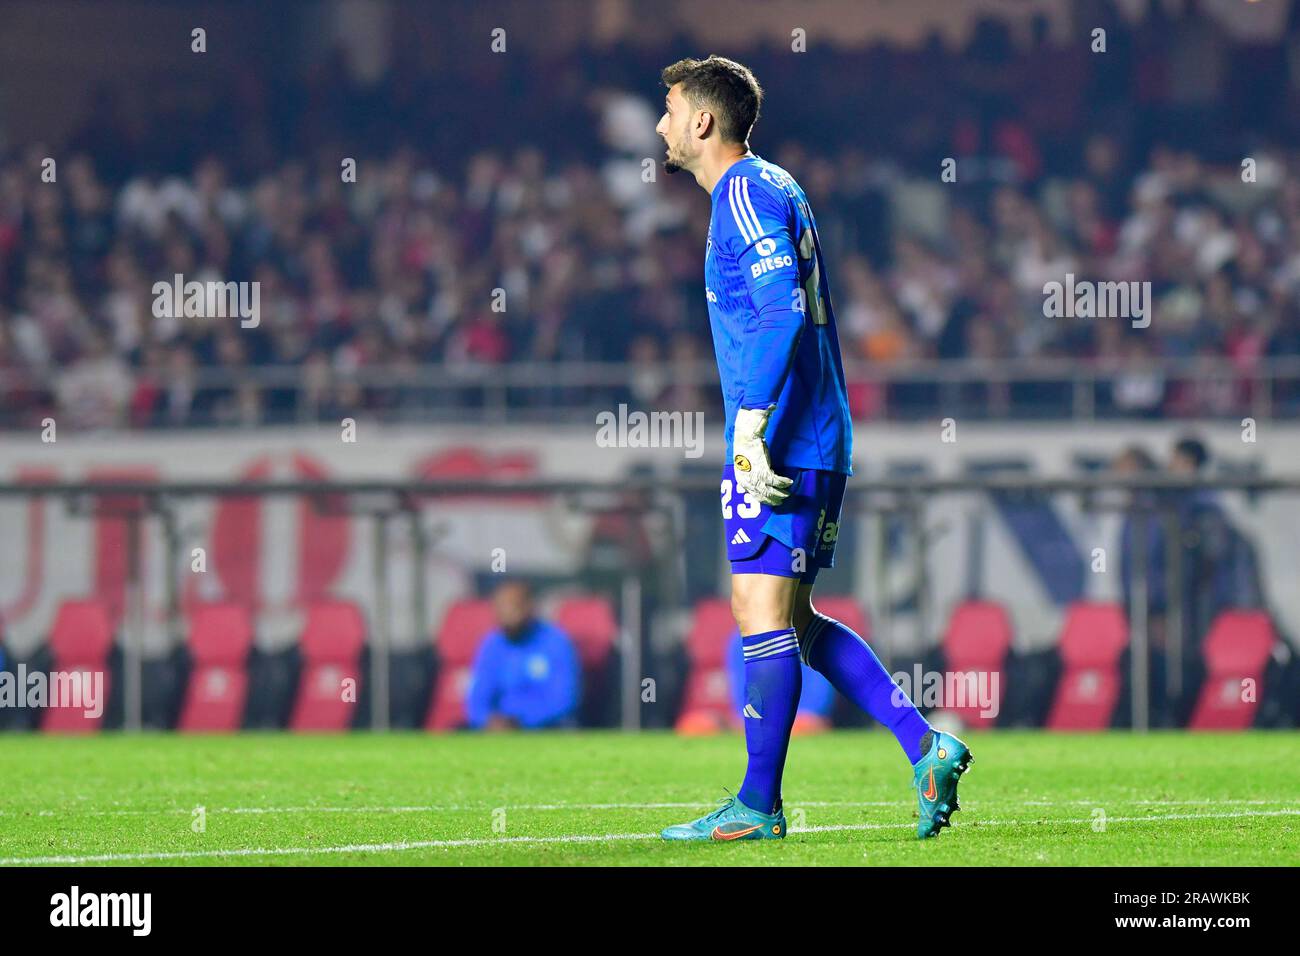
732, 406, 793, 506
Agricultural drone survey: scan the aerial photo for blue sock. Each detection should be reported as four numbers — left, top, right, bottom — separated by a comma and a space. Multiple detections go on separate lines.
736, 627, 802, 815
803, 613, 930, 764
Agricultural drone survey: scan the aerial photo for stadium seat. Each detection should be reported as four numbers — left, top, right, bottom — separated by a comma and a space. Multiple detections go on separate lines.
178, 602, 255, 732
554, 594, 620, 669
1188, 610, 1277, 730
1045, 601, 1128, 730
555, 593, 621, 726
425, 598, 497, 730
289, 600, 367, 732
42, 599, 115, 733
674, 598, 736, 733
940, 600, 1013, 728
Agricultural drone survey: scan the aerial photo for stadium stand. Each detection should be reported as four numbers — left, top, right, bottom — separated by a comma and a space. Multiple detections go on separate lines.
1, 1, 1297, 739
4, 7, 1300, 431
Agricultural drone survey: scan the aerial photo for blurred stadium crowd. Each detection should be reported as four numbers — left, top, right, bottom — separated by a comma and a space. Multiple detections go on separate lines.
3, 1, 1300, 429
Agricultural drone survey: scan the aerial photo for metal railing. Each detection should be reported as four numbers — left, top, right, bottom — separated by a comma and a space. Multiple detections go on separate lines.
1, 472, 1295, 734
3, 355, 1300, 426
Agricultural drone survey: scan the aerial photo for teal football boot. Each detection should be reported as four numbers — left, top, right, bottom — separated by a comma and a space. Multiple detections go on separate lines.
912, 729, 972, 839
660, 793, 787, 842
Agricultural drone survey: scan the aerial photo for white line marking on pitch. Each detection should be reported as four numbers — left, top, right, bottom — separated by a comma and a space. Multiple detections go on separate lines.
2, 797, 1296, 818
0, 801, 885, 817
2, 808, 1297, 866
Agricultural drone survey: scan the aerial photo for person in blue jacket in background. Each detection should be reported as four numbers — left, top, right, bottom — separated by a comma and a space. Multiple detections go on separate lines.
466, 579, 581, 730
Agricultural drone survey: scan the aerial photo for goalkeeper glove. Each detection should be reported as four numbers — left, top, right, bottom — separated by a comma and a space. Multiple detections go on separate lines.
732, 405, 793, 506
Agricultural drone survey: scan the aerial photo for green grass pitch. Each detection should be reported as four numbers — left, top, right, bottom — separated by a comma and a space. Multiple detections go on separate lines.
0, 730, 1296, 866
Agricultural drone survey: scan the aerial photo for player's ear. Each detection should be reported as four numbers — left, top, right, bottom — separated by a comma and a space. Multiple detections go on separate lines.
693, 109, 713, 140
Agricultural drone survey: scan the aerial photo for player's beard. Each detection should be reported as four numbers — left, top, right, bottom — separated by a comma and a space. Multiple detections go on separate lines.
663, 135, 690, 174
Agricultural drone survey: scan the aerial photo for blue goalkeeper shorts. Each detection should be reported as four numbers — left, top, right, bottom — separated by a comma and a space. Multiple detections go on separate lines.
721, 461, 846, 583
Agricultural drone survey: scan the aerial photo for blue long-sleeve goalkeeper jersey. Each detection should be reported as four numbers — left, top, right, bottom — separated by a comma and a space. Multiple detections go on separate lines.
705, 155, 852, 475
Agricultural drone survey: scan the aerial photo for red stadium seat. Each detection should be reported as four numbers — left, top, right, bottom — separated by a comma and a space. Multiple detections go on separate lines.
554, 594, 619, 669
425, 599, 497, 730
941, 600, 1013, 728
289, 600, 367, 732
178, 602, 255, 732
1189, 610, 1276, 730
675, 598, 736, 733
1046, 602, 1128, 730
42, 599, 114, 733
685, 598, 736, 662
555, 594, 621, 726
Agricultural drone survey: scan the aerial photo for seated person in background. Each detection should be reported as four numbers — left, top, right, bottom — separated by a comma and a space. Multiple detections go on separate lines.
727, 630, 836, 735
465, 580, 581, 731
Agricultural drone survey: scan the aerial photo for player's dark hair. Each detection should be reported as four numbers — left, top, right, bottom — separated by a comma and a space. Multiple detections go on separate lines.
1174, 436, 1209, 471
661, 55, 763, 145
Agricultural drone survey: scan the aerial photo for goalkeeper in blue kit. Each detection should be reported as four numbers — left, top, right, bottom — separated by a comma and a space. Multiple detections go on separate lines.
654, 56, 971, 840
